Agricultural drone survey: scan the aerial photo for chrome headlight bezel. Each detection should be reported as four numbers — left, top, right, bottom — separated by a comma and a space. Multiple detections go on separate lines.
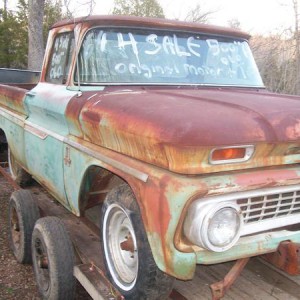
184, 201, 243, 252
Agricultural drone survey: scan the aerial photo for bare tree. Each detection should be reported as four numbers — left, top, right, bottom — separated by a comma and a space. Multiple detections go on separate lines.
63, 0, 73, 18
228, 18, 241, 29
251, 33, 297, 94
63, 0, 95, 17
184, 4, 216, 23
28, 0, 45, 70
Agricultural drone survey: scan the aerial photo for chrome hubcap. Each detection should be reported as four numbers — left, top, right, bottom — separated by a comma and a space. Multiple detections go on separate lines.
103, 204, 138, 291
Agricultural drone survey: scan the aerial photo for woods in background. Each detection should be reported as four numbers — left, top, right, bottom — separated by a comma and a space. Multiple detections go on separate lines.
1, 0, 300, 95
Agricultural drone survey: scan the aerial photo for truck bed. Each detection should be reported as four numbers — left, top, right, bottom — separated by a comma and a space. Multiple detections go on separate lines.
0, 68, 39, 90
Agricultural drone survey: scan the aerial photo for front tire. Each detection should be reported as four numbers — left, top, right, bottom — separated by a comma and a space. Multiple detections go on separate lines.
101, 185, 174, 300
31, 217, 75, 300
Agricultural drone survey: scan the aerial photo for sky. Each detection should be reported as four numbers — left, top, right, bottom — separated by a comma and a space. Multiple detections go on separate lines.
91, 0, 294, 34
3, 0, 295, 35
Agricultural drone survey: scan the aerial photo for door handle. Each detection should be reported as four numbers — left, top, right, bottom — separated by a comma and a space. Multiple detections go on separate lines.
26, 91, 36, 97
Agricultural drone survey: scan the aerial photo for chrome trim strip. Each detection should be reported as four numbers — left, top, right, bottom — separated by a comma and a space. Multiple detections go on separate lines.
24, 123, 48, 139
0, 106, 26, 127
24, 120, 65, 142
65, 139, 149, 183
209, 145, 255, 165
204, 184, 300, 203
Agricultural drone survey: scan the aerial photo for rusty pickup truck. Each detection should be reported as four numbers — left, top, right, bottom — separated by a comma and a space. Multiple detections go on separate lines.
2, 15, 300, 300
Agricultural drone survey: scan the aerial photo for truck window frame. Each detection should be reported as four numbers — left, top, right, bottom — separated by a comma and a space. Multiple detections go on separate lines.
45, 31, 74, 85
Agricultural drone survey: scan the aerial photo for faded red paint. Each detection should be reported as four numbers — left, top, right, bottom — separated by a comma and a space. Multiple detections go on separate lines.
51, 15, 250, 40
235, 169, 299, 187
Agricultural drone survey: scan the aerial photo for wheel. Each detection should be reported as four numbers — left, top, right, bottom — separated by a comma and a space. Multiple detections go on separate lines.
8, 147, 32, 187
31, 216, 75, 300
101, 185, 174, 300
8, 189, 40, 264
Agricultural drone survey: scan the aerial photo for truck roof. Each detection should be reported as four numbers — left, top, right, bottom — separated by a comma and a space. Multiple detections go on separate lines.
51, 15, 250, 40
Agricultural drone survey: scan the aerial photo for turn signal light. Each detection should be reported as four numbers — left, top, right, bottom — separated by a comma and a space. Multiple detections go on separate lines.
212, 148, 246, 161
210, 146, 254, 165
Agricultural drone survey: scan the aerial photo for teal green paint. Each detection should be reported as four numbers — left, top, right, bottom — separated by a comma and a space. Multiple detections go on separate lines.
25, 133, 68, 206
63, 144, 110, 215
147, 231, 196, 279
24, 83, 77, 136
63, 145, 90, 215
196, 231, 300, 264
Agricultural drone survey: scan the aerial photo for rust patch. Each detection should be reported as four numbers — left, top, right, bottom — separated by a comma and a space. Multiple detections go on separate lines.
210, 258, 250, 300
0, 84, 28, 115
120, 235, 134, 253
262, 241, 300, 275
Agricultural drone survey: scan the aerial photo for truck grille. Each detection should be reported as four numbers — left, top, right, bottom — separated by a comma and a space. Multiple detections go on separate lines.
237, 190, 300, 223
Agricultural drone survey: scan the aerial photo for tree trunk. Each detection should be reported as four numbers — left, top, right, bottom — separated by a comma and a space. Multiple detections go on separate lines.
28, 0, 45, 70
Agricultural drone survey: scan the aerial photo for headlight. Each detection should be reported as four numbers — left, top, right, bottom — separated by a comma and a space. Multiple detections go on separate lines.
184, 202, 243, 252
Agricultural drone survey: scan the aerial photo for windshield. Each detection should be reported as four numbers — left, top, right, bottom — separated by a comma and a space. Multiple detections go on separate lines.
76, 28, 264, 87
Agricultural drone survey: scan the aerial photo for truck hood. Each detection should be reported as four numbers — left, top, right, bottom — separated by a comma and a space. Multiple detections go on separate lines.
66, 87, 300, 174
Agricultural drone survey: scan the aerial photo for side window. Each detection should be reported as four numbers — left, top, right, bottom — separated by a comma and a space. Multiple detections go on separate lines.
46, 32, 74, 84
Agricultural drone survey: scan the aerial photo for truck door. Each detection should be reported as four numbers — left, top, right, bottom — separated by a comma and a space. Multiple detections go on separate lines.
24, 31, 76, 207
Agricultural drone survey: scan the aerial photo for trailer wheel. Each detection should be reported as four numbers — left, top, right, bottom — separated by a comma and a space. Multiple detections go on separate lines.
31, 216, 75, 300
8, 189, 40, 264
101, 185, 174, 300
8, 147, 32, 187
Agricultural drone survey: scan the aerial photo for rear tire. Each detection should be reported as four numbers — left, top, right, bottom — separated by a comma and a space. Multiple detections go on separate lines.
31, 216, 75, 300
8, 147, 32, 187
101, 184, 174, 300
8, 189, 40, 264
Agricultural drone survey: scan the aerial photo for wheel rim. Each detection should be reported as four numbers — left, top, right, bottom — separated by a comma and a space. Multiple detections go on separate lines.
33, 237, 50, 293
103, 204, 138, 291
8, 148, 18, 180
10, 206, 21, 251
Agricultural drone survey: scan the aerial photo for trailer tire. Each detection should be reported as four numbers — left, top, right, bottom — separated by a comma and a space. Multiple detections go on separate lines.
8, 189, 40, 264
31, 216, 75, 300
8, 147, 32, 187
101, 184, 174, 300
